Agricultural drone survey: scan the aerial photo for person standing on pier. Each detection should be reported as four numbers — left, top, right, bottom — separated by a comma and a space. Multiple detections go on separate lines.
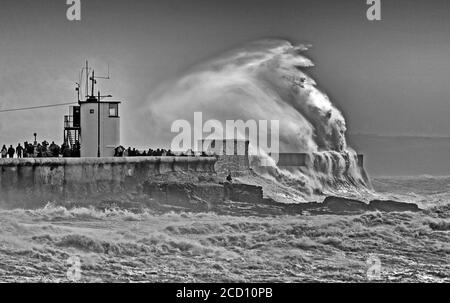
16, 144, 24, 158
7, 145, 15, 158
1, 145, 7, 158
23, 142, 29, 158
26, 142, 34, 158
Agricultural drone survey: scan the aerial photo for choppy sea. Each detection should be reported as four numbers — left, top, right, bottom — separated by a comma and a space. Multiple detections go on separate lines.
0, 175, 448, 282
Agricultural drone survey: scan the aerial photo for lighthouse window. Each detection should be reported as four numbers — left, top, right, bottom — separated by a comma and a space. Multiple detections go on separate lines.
109, 103, 119, 117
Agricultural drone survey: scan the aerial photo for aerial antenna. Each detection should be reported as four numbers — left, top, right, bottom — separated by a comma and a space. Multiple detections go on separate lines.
90, 63, 112, 98
75, 82, 81, 103
86, 60, 89, 98
77, 60, 92, 99
90, 70, 97, 97
77, 64, 88, 102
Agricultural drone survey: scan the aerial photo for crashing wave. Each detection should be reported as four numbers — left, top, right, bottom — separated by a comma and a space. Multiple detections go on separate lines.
145, 39, 371, 195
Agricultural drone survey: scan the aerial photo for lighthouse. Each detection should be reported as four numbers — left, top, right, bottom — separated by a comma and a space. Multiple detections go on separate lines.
63, 62, 121, 157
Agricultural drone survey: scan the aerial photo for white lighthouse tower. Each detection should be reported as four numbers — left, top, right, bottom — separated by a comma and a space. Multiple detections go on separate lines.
64, 62, 121, 157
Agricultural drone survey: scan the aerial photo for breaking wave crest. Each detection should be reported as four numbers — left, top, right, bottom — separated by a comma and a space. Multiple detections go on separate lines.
146, 39, 371, 194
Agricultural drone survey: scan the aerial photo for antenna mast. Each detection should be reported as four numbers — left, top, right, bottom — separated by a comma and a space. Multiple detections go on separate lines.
85, 60, 89, 99
90, 70, 96, 98
77, 61, 112, 100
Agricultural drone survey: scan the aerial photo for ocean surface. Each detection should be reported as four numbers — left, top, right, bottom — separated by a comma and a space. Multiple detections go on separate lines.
0, 175, 448, 283
348, 134, 450, 176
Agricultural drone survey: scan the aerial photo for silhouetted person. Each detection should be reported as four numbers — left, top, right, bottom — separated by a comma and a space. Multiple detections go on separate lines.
226, 173, 233, 183
41, 141, 50, 157
7, 145, 15, 158
1, 145, 7, 158
114, 145, 125, 157
16, 144, 24, 158
23, 142, 28, 158
49, 141, 60, 157
36, 144, 43, 158
61, 143, 71, 158
26, 142, 35, 158
56, 143, 62, 157
72, 142, 80, 157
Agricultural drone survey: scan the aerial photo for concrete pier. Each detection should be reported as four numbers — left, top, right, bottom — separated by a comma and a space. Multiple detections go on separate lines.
0, 157, 217, 208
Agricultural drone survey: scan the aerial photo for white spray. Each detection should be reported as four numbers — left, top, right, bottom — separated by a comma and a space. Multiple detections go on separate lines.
145, 39, 371, 196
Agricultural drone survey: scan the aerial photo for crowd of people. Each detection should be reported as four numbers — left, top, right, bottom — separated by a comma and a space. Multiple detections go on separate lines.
114, 147, 176, 157
114, 146, 210, 158
1, 142, 211, 159
1, 141, 80, 159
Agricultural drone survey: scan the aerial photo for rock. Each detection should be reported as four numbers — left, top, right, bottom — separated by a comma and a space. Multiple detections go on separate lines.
369, 200, 420, 212
322, 196, 369, 214
142, 181, 222, 211
223, 183, 263, 204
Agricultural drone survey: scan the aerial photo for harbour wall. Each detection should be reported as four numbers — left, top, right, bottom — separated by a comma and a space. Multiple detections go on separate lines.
215, 155, 250, 175
0, 157, 217, 208
270, 153, 365, 168
0, 152, 370, 210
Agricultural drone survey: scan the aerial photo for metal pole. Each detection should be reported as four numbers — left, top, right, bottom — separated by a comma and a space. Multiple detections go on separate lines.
76, 83, 80, 103
91, 70, 95, 98
86, 61, 89, 99
97, 91, 101, 158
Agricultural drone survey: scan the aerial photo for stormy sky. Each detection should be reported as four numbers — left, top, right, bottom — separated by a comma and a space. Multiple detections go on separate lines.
0, 0, 449, 148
